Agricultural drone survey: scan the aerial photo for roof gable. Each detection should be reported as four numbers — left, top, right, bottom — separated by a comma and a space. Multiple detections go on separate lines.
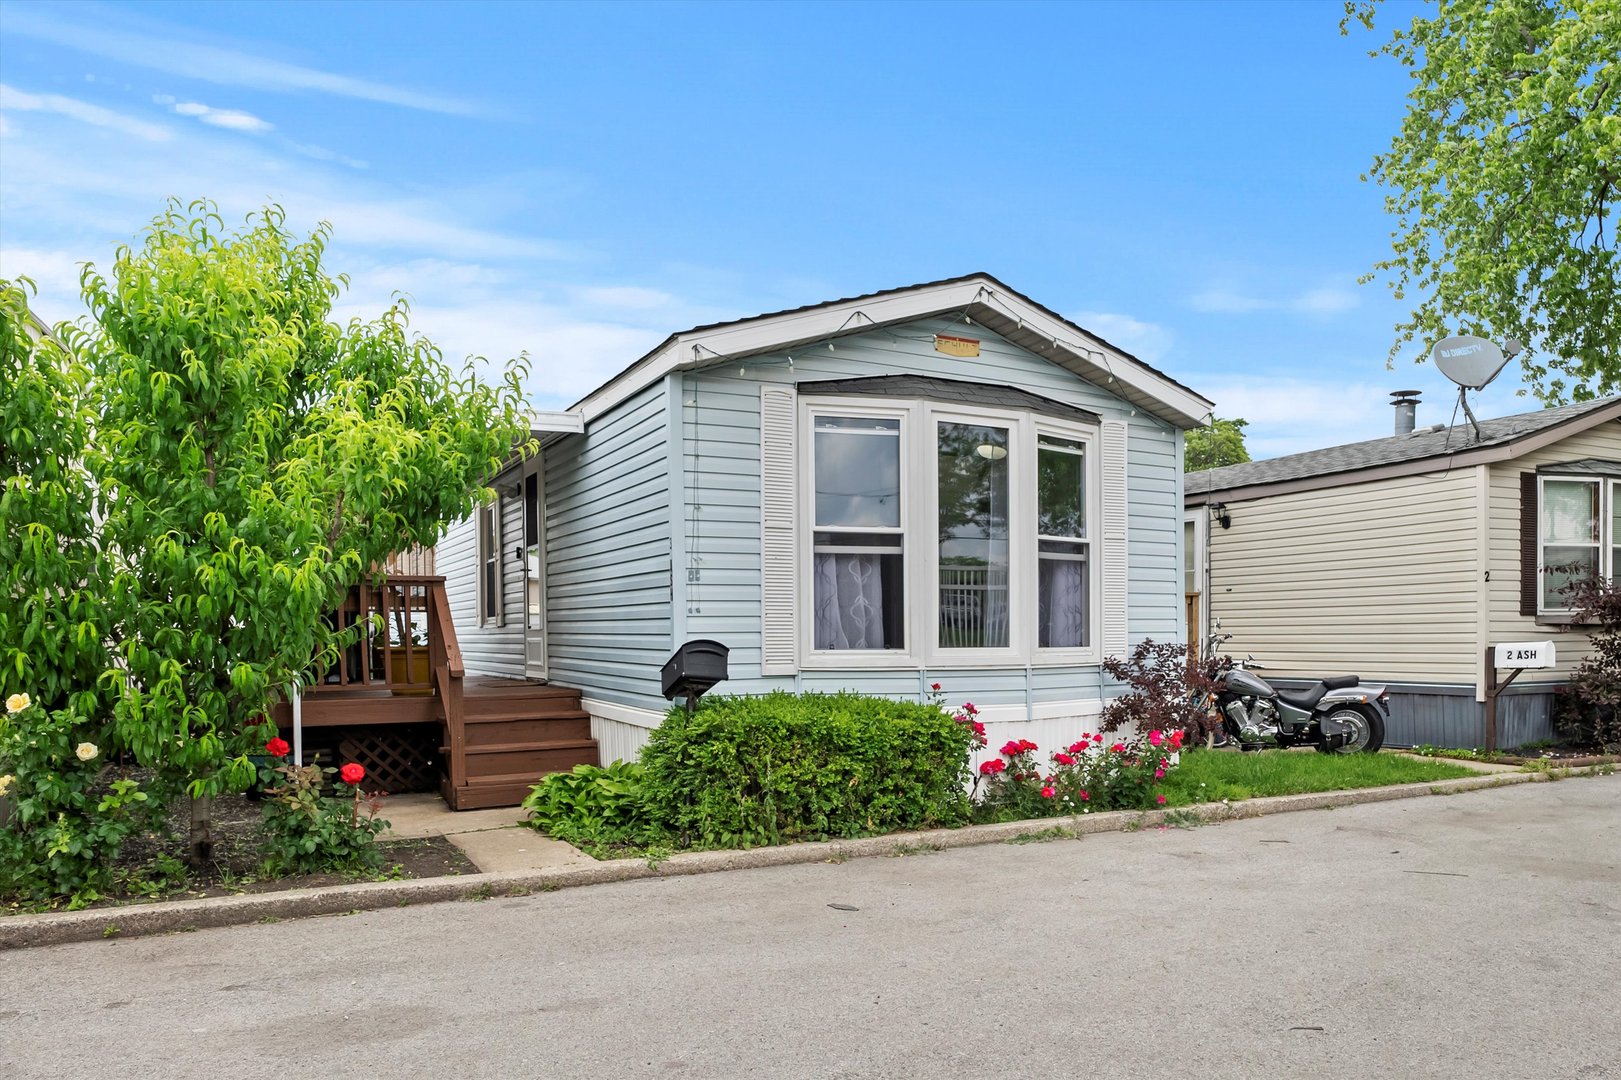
571, 273, 1214, 429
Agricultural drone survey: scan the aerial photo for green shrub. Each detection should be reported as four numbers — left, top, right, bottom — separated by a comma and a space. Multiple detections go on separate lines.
638, 691, 976, 848
521, 761, 659, 851
0, 695, 163, 907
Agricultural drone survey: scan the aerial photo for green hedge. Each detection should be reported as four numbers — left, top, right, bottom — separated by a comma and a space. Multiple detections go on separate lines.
637, 691, 975, 848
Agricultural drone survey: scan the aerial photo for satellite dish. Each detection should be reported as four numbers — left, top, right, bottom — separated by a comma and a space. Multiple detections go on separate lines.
1431, 335, 1510, 390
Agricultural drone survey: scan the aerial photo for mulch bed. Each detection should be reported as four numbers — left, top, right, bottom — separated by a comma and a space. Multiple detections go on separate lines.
3, 784, 477, 916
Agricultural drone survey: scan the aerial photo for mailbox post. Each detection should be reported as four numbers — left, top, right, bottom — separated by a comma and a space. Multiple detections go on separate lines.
1483, 641, 1555, 752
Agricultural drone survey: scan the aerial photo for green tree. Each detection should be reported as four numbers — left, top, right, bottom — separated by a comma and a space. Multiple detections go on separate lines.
1185, 417, 1252, 472
0, 280, 109, 716
64, 201, 531, 862
1347, 0, 1620, 404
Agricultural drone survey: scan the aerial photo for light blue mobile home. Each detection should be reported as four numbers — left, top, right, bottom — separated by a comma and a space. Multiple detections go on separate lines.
438, 274, 1214, 764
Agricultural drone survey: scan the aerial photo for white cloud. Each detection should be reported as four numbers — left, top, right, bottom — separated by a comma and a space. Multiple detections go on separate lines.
1189, 287, 1270, 315
6, 7, 487, 117
284, 140, 368, 169
1293, 286, 1359, 314
0, 246, 89, 322
1190, 282, 1362, 316
1072, 310, 1173, 364
172, 101, 273, 133
0, 83, 171, 141
572, 285, 676, 311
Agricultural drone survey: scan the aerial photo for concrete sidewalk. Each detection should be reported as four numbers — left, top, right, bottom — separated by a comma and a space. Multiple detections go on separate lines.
379, 794, 593, 873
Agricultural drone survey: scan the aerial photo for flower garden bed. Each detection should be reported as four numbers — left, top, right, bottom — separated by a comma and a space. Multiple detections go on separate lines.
1, 784, 475, 916
1408, 744, 1620, 768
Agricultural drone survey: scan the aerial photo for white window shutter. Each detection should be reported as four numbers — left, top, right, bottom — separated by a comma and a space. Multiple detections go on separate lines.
1101, 419, 1129, 659
760, 385, 798, 675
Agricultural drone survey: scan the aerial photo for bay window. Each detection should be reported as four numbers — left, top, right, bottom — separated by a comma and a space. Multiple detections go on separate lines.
799, 396, 1101, 665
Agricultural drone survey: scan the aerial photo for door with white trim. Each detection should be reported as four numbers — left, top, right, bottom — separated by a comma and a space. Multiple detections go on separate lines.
523, 467, 548, 680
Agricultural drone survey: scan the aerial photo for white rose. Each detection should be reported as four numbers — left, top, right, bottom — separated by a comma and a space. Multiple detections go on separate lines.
5, 692, 30, 714
75, 742, 99, 762
0, 775, 14, 796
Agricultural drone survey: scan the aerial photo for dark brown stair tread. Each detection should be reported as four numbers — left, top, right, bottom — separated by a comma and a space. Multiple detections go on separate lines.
460, 768, 593, 787
462, 708, 592, 722
462, 738, 598, 755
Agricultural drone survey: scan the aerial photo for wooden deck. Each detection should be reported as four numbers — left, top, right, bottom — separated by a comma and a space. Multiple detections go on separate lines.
269, 578, 599, 810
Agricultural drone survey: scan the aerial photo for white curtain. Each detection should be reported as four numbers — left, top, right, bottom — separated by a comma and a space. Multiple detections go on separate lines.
814, 553, 886, 650
1041, 559, 1087, 649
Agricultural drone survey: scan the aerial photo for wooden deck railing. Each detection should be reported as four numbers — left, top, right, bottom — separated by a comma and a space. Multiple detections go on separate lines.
311, 575, 444, 693
299, 575, 466, 785
427, 578, 467, 795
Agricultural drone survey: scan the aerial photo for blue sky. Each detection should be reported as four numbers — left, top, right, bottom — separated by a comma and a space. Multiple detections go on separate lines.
0, 0, 1534, 457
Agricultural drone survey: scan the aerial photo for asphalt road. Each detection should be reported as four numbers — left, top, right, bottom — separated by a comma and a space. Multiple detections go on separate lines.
5, 775, 1618, 1080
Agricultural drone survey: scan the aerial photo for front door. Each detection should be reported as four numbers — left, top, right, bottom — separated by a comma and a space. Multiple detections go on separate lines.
523, 468, 548, 680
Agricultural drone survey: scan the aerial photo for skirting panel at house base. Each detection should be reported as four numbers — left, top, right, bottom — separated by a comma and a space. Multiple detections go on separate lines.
1267, 679, 1559, 750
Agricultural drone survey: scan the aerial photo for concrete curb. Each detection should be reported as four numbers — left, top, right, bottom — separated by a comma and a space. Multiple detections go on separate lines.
3, 765, 1610, 951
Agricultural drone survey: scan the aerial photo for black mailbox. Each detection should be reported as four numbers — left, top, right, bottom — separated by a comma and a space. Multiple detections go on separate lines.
662, 639, 729, 706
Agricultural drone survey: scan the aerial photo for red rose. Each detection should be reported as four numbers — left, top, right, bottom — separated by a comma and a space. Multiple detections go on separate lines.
1079, 790, 1089, 801
1148, 729, 1164, 747
1018, 738, 1038, 752
339, 762, 365, 785
1092, 733, 1104, 743
1054, 752, 1075, 766
1041, 786, 1056, 799
265, 737, 290, 758
963, 702, 978, 715
931, 682, 942, 691
979, 759, 1005, 776
1001, 740, 1024, 757
1156, 794, 1167, 805
1170, 730, 1185, 749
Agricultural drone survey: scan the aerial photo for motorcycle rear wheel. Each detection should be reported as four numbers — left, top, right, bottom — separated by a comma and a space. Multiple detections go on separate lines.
1316, 705, 1384, 754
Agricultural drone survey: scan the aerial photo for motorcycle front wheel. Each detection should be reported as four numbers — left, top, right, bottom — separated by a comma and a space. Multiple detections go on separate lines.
1316, 705, 1385, 754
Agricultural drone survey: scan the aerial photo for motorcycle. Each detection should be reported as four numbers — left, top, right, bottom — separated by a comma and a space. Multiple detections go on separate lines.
1201, 630, 1389, 754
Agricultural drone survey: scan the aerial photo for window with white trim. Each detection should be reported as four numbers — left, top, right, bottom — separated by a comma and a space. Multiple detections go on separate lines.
811, 414, 906, 651
1538, 475, 1621, 611
796, 397, 1107, 666
477, 499, 502, 626
1037, 433, 1090, 649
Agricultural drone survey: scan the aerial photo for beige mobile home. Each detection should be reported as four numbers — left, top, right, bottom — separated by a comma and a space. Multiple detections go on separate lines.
1185, 394, 1621, 748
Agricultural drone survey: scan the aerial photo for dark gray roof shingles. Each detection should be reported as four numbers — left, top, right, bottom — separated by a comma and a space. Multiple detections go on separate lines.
1187, 395, 1621, 496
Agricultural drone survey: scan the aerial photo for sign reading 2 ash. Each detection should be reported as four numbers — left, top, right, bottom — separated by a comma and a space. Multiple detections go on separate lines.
1494, 641, 1555, 669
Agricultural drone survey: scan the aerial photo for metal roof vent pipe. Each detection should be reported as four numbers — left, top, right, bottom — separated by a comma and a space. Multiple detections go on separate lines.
1391, 390, 1421, 435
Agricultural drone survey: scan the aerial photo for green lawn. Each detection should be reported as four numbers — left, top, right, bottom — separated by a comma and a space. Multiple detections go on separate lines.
1158, 749, 1481, 807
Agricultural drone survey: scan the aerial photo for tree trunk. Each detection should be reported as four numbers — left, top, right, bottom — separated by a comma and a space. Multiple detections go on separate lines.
188, 793, 215, 866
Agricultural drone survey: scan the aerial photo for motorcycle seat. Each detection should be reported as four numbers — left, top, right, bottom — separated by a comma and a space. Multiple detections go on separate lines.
1276, 676, 1360, 712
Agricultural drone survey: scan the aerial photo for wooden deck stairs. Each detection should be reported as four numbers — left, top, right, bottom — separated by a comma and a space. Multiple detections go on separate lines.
270, 575, 598, 810
451, 678, 599, 809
